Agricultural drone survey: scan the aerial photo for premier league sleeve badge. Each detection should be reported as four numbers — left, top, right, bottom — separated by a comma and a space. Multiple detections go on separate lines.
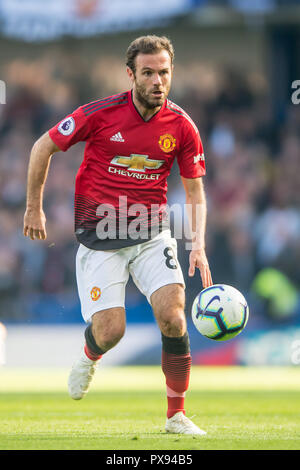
58, 116, 75, 136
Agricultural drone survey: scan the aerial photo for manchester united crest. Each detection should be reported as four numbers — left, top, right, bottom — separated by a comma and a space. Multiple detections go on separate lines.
159, 134, 176, 153
90, 286, 101, 301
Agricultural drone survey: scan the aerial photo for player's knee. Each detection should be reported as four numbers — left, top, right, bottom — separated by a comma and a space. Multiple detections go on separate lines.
102, 330, 125, 351
91, 308, 126, 353
160, 310, 186, 337
152, 284, 186, 337
93, 323, 125, 352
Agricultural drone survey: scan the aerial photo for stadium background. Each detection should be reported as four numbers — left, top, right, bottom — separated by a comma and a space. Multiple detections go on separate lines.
0, 0, 299, 368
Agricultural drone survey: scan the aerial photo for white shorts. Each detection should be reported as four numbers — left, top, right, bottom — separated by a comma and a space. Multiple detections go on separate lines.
76, 230, 185, 323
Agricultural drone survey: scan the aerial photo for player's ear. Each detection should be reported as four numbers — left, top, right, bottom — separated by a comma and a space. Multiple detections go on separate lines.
126, 66, 135, 83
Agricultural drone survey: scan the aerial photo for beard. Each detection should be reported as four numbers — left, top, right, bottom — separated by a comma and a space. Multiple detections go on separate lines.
134, 79, 170, 110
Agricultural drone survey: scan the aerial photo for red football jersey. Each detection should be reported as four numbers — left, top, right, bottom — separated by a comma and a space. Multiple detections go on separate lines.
48, 90, 205, 249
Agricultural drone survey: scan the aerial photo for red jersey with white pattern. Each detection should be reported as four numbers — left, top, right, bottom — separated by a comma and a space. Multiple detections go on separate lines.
48, 90, 205, 250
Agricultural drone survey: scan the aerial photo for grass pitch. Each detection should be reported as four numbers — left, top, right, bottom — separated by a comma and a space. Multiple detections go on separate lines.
0, 366, 299, 450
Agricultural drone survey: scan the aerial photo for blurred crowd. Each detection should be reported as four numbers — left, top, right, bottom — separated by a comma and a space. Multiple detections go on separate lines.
0, 46, 299, 325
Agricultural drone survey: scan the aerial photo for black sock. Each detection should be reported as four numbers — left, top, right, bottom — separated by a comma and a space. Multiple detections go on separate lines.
84, 323, 105, 356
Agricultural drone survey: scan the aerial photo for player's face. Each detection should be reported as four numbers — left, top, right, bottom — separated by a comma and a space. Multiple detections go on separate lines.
128, 50, 173, 110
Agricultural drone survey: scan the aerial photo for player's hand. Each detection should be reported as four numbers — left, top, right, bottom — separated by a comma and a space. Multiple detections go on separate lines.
23, 208, 47, 241
188, 247, 213, 288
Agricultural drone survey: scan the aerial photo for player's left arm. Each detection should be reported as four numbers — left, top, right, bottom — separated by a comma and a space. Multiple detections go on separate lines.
181, 176, 213, 289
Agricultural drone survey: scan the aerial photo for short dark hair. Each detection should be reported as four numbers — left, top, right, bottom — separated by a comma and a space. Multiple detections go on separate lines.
126, 35, 174, 74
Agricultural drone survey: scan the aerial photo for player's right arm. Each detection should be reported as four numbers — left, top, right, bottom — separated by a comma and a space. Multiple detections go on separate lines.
23, 132, 60, 241
24, 106, 91, 241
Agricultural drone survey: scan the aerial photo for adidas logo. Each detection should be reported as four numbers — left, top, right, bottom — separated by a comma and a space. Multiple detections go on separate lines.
110, 132, 125, 142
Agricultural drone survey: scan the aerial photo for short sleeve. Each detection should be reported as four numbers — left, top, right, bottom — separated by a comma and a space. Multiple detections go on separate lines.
176, 121, 206, 178
48, 106, 91, 152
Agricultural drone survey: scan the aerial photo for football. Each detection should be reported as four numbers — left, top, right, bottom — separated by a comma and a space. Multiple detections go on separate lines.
191, 284, 249, 341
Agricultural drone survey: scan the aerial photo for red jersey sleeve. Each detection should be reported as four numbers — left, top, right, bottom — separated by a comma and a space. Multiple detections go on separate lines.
176, 120, 206, 178
48, 106, 91, 152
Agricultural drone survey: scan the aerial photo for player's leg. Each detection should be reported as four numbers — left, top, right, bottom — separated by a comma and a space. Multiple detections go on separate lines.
85, 307, 126, 358
129, 231, 206, 434
151, 284, 205, 435
68, 307, 126, 400
68, 244, 129, 400
150, 283, 189, 415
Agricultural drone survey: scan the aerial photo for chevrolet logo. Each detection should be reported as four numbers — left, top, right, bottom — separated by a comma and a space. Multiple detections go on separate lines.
110, 154, 165, 172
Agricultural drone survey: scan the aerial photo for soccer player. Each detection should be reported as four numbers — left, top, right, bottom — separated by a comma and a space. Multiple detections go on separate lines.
23, 35, 213, 435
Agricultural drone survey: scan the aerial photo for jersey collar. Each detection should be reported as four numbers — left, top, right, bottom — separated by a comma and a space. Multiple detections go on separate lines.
128, 90, 166, 123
